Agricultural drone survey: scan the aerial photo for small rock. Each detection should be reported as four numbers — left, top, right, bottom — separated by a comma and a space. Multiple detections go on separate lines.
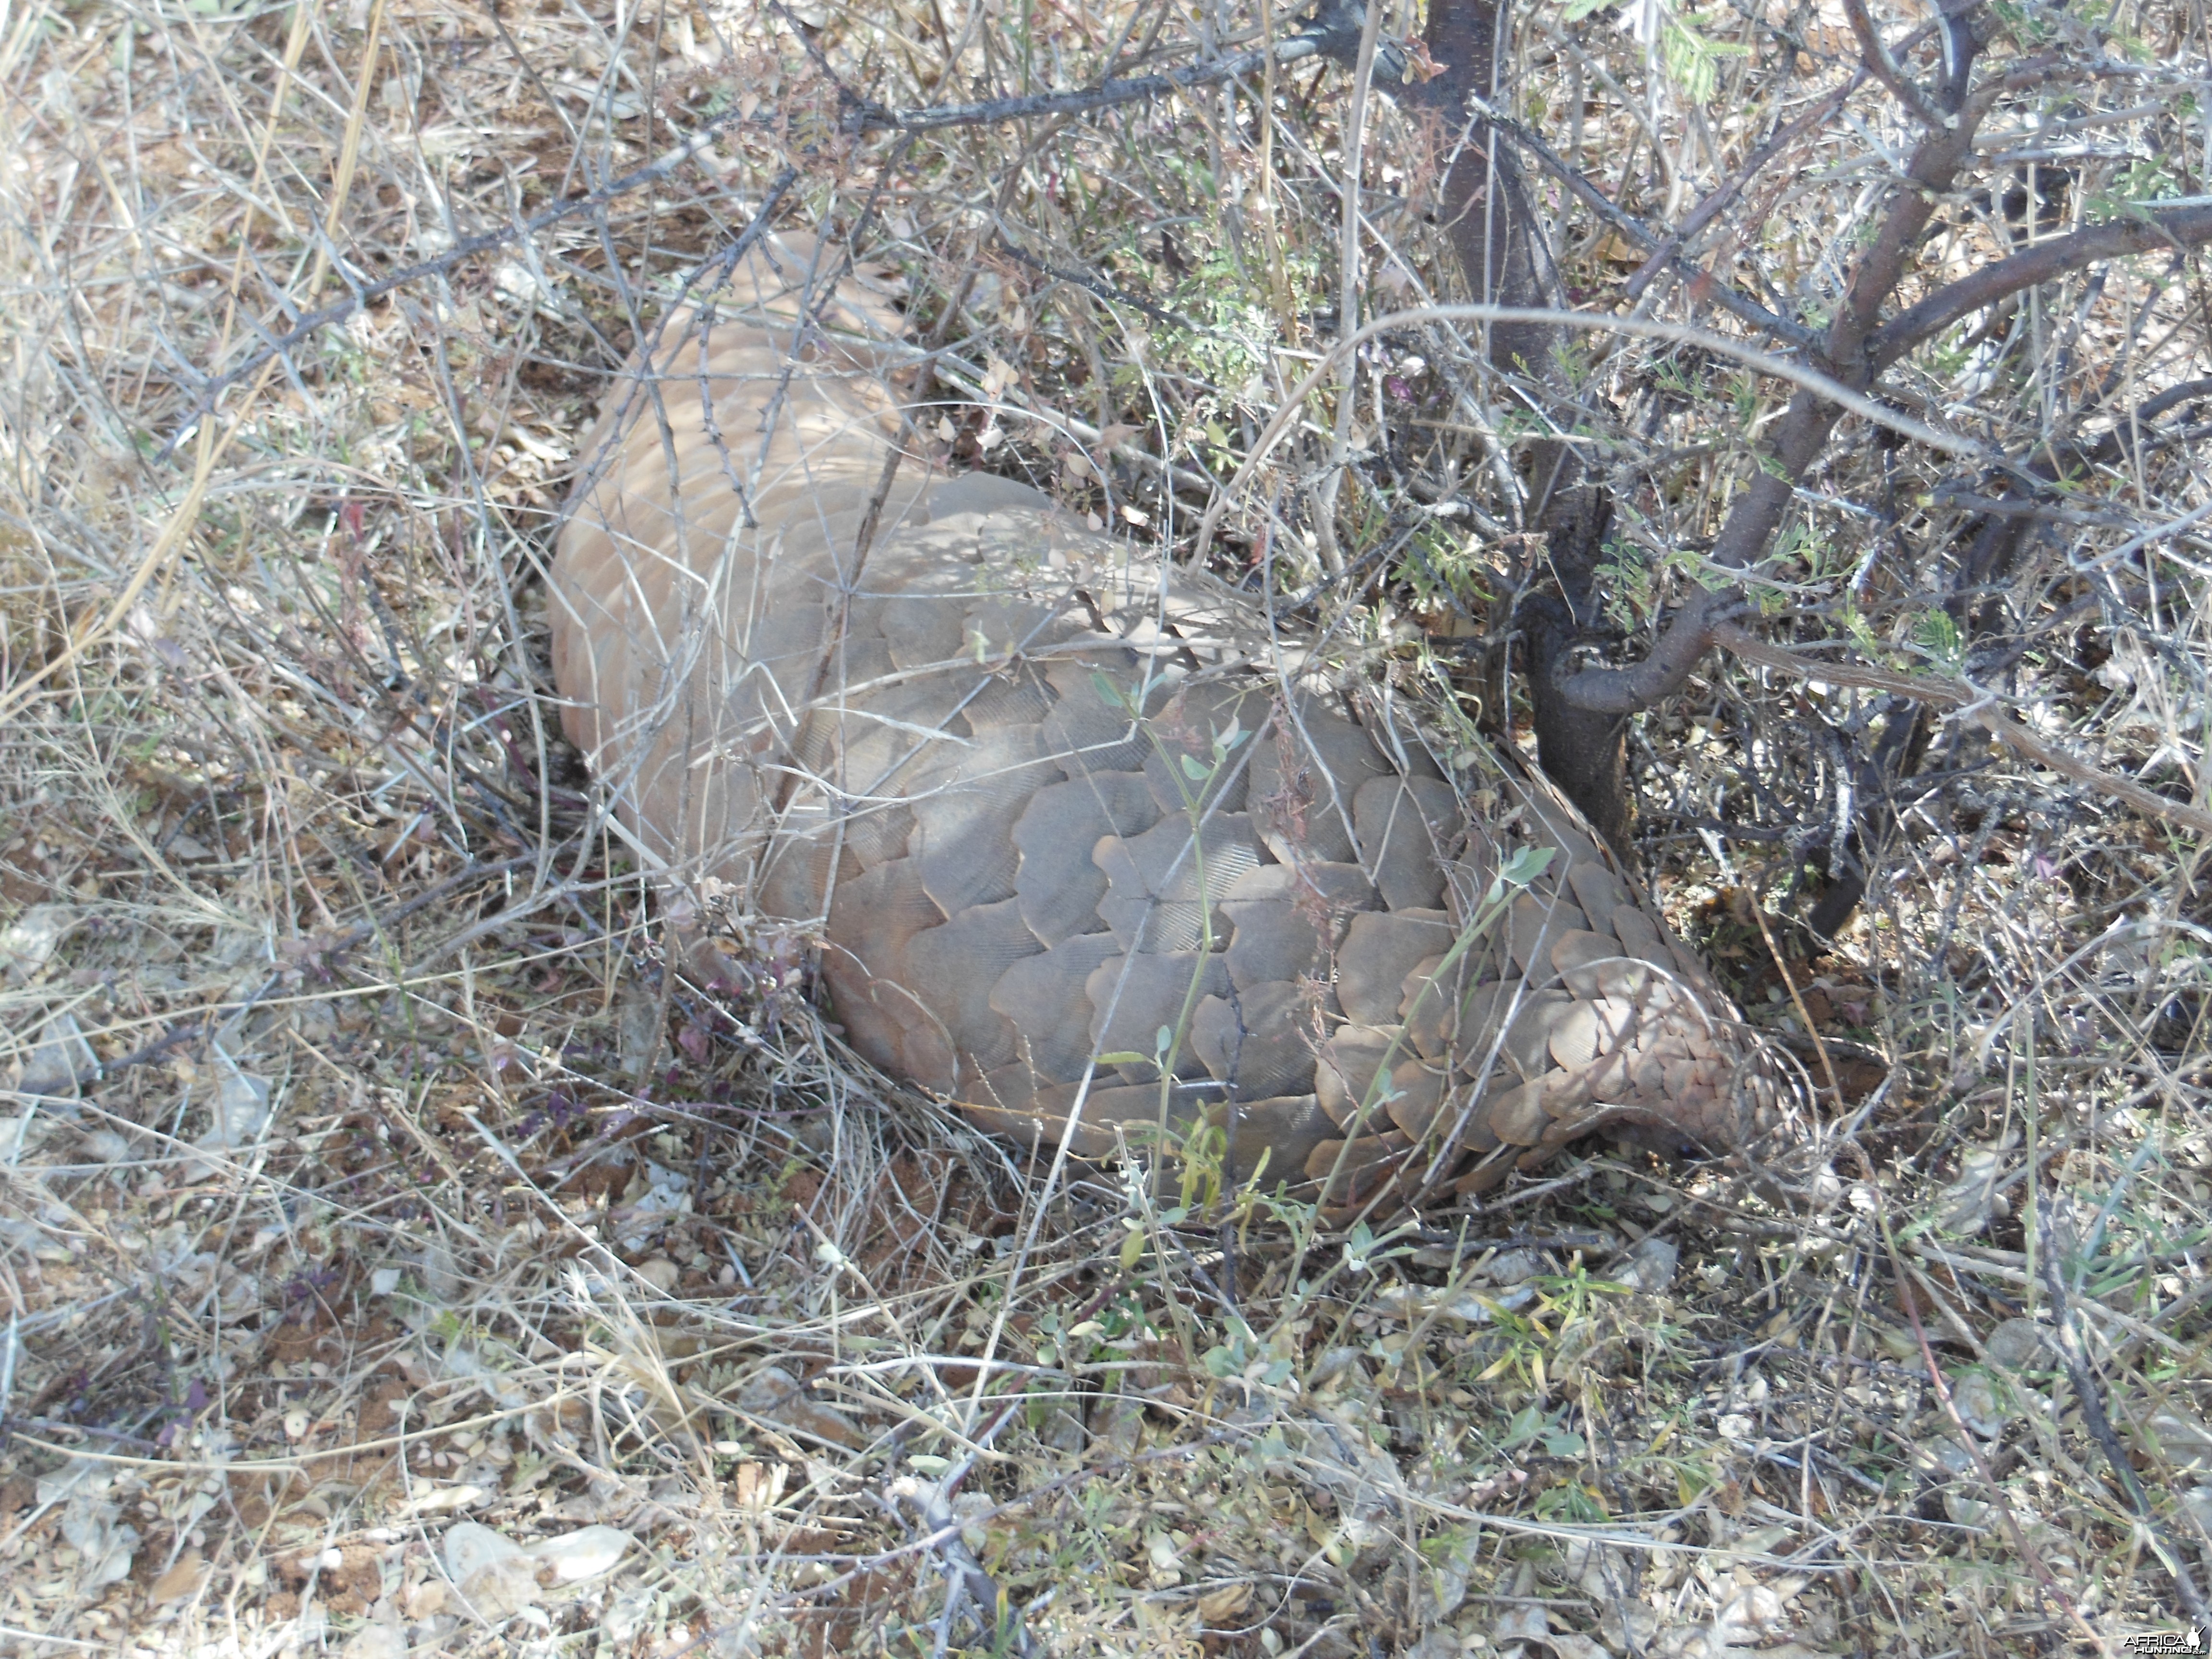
445, 1521, 539, 1621
1492, 1601, 1550, 1644
404, 1578, 449, 1619
445, 1520, 523, 1581
1952, 1370, 2011, 1439
2142, 1409, 2212, 1476
1934, 1142, 2011, 1236
341, 1617, 407, 1659
1611, 1236, 1678, 1295
616, 985, 661, 1078
79, 1129, 133, 1164
1913, 1433, 1989, 1523
1911, 1437, 1975, 1480
2181, 1485, 2212, 1536
1985, 1317, 2048, 1369
18, 1014, 97, 1097
1486, 1249, 1541, 1286
60, 1488, 138, 1593
0, 904, 73, 980
192, 1048, 271, 1154
603, 1588, 656, 1643
1806, 1161, 1845, 1208
527, 1525, 632, 1583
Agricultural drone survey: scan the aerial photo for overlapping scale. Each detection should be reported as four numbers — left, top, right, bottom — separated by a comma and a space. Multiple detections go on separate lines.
548, 231, 1794, 1216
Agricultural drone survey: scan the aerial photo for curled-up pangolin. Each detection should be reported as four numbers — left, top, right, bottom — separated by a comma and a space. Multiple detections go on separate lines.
549, 232, 1796, 1212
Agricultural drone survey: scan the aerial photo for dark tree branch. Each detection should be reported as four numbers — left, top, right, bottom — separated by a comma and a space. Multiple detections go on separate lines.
1555, 32, 2000, 720
842, 27, 1384, 134
1623, 76, 1863, 302
1413, 0, 1637, 853
1870, 202, 2212, 368
1711, 623, 2212, 841
1473, 96, 1821, 349
1841, 0, 1949, 130
992, 234, 1207, 332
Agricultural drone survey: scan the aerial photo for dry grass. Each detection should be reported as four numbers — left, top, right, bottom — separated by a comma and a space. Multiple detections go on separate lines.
0, 0, 2209, 1654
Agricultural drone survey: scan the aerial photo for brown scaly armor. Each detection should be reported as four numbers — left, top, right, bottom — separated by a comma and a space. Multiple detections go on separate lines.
548, 232, 1798, 1213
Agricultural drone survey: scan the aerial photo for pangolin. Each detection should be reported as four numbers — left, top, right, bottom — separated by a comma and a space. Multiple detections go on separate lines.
547, 231, 1791, 1211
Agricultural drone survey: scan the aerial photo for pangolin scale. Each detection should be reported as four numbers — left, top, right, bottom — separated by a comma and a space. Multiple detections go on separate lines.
547, 232, 1790, 1211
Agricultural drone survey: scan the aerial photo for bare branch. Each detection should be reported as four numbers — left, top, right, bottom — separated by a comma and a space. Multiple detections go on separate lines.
1622, 75, 1863, 301
1469, 97, 1820, 349
843, 32, 1360, 134
1841, 0, 1950, 130
156, 162, 805, 461
1194, 299, 2000, 564
1554, 83, 1996, 719
1712, 623, 2212, 838
1871, 202, 2212, 368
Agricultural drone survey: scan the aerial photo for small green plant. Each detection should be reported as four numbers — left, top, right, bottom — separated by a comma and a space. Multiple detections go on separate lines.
1534, 1481, 1610, 1523
1649, 357, 1703, 400
1599, 538, 1658, 629
2092, 157, 2182, 216
1501, 1400, 1587, 1457
1395, 519, 1492, 612
1159, 243, 1322, 394
1664, 12, 1751, 104
1911, 607, 1965, 673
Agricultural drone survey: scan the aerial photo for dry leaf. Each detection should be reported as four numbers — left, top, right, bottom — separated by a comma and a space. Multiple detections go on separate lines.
149, 1548, 206, 1605
1194, 1581, 1252, 1622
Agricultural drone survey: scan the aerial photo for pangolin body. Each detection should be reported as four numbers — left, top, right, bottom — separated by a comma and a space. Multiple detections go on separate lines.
548, 232, 1787, 1209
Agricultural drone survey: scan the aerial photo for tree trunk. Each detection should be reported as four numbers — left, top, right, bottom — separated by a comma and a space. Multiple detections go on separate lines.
1412, 0, 1632, 857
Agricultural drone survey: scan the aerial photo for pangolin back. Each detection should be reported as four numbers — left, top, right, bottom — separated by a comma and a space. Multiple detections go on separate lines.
548, 232, 1790, 1210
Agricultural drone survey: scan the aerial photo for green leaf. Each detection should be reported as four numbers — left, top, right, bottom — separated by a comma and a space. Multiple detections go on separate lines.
1091, 671, 1135, 714
1343, 1219, 1377, 1273
1913, 609, 1963, 670
1499, 845, 1557, 890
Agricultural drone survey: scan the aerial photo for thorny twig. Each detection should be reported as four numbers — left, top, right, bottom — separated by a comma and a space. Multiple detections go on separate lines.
2039, 1240, 2212, 1625
889, 1413, 1041, 1658
155, 152, 804, 459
